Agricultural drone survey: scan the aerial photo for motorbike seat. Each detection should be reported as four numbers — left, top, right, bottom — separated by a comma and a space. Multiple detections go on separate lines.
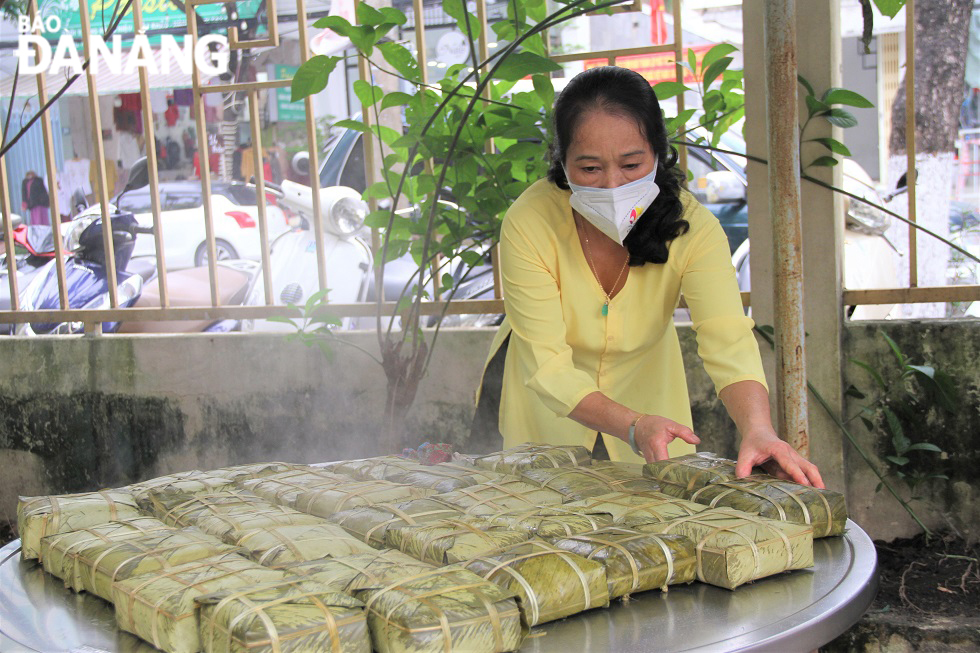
120, 265, 250, 333
127, 258, 158, 284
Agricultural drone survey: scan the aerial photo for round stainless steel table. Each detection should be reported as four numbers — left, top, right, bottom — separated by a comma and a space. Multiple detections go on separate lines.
0, 520, 877, 653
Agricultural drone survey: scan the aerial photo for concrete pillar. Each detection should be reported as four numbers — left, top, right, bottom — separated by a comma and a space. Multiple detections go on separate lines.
743, 0, 846, 491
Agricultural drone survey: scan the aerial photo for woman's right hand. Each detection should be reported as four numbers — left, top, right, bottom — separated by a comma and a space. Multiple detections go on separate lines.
634, 415, 701, 462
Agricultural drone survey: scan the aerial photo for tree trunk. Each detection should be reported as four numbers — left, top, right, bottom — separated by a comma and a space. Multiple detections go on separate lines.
887, 0, 973, 318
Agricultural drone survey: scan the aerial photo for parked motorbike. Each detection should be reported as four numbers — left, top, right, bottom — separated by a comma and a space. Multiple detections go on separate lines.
241, 180, 373, 332
14, 207, 260, 335
1, 223, 65, 334
15, 211, 152, 335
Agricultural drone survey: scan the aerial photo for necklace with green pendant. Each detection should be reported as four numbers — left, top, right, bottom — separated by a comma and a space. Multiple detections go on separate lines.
578, 217, 629, 316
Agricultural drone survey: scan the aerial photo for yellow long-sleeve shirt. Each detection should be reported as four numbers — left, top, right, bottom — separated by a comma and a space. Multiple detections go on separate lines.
486, 178, 767, 462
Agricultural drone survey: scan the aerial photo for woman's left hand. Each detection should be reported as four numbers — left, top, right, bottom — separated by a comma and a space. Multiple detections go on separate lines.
736, 427, 825, 488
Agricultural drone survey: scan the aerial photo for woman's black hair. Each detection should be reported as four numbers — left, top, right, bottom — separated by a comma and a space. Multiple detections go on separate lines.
547, 66, 688, 265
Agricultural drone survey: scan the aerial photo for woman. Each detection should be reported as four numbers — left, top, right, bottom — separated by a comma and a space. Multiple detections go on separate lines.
477, 66, 823, 488
20, 171, 50, 226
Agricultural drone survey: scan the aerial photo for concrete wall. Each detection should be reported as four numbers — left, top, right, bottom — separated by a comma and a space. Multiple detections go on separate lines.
1, 321, 977, 541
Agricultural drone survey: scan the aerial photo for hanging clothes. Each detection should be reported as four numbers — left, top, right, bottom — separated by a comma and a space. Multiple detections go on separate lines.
21, 173, 50, 226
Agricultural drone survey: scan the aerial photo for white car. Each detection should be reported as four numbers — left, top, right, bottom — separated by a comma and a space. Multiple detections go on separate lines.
114, 181, 290, 269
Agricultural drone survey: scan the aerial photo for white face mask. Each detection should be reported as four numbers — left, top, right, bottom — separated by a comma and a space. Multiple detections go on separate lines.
564, 165, 660, 245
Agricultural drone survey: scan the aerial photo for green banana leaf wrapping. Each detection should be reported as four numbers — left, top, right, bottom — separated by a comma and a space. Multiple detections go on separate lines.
634, 508, 814, 590
384, 519, 531, 565
240, 469, 352, 507
40, 517, 176, 588
546, 527, 697, 598
519, 467, 661, 501
457, 539, 610, 626
327, 499, 464, 547
564, 491, 706, 523
112, 552, 286, 653
283, 551, 527, 653
358, 567, 526, 653
391, 464, 508, 493
470, 444, 593, 475
230, 523, 377, 567
686, 478, 848, 538
642, 453, 739, 499
589, 461, 646, 477
17, 490, 143, 561
205, 462, 305, 483
153, 492, 325, 542
431, 480, 566, 515
478, 506, 614, 538
319, 457, 428, 482
130, 472, 239, 511
294, 481, 435, 518
195, 579, 370, 653
282, 550, 436, 590
72, 527, 242, 601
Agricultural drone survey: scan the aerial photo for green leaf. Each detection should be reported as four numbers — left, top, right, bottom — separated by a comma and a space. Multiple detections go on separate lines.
906, 364, 935, 379
444, 0, 481, 40
665, 108, 696, 134
356, 2, 385, 25
860, 416, 875, 432
347, 25, 378, 55
931, 369, 959, 412
304, 287, 331, 316
378, 41, 420, 80
653, 81, 689, 101
824, 107, 859, 128
880, 331, 905, 367
701, 57, 733, 89
885, 455, 909, 466
873, 0, 905, 19
334, 118, 368, 133
377, 6, 408, 26
844, 384, 866, 400
850, 358, 886, 390
810, 137, 852, 156
883, 406, 909, 452
381, 91, 414, 111
797, 73, 815, 98
493, 51, 561, 81
809, 156, 839, 168
905, 442, 943, 453
353, 80, 384, 108
313, 15, 351, 34
805, 95, 831, 117
687, 47, 698, 73
822, 87, 874, 108
532, 74, 555, 107
701, 43, 738, 71
874, 481, 884, 493
290, 55, 340, 102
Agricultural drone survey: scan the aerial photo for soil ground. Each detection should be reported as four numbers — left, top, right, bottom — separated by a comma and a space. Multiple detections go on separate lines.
870, 531, 978, 617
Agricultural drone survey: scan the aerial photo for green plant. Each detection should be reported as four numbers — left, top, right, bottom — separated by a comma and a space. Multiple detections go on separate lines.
653, 44, 745, 147
290, 0, 621, 448
797, 75, 874, 171
848, 331, 954, 499
757, 325, 954, 537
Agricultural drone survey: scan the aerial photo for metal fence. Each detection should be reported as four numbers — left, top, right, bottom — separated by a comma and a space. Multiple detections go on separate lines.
0, 0, 976, 333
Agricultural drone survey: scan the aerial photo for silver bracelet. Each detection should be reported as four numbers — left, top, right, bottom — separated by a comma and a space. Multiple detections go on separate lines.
628, 415, 646, 456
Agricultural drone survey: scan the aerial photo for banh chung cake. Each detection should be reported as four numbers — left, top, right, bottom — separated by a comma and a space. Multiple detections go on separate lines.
14, 446, 843, 653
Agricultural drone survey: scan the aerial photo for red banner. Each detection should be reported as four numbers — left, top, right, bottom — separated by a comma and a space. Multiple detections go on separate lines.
584, 43, 715, 85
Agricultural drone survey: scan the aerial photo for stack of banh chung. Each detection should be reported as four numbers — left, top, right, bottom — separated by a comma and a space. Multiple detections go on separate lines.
15, 446, 845, 652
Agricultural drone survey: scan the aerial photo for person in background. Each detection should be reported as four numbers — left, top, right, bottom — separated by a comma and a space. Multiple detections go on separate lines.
20, 171, 50, 226
473, 66, 823, 488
